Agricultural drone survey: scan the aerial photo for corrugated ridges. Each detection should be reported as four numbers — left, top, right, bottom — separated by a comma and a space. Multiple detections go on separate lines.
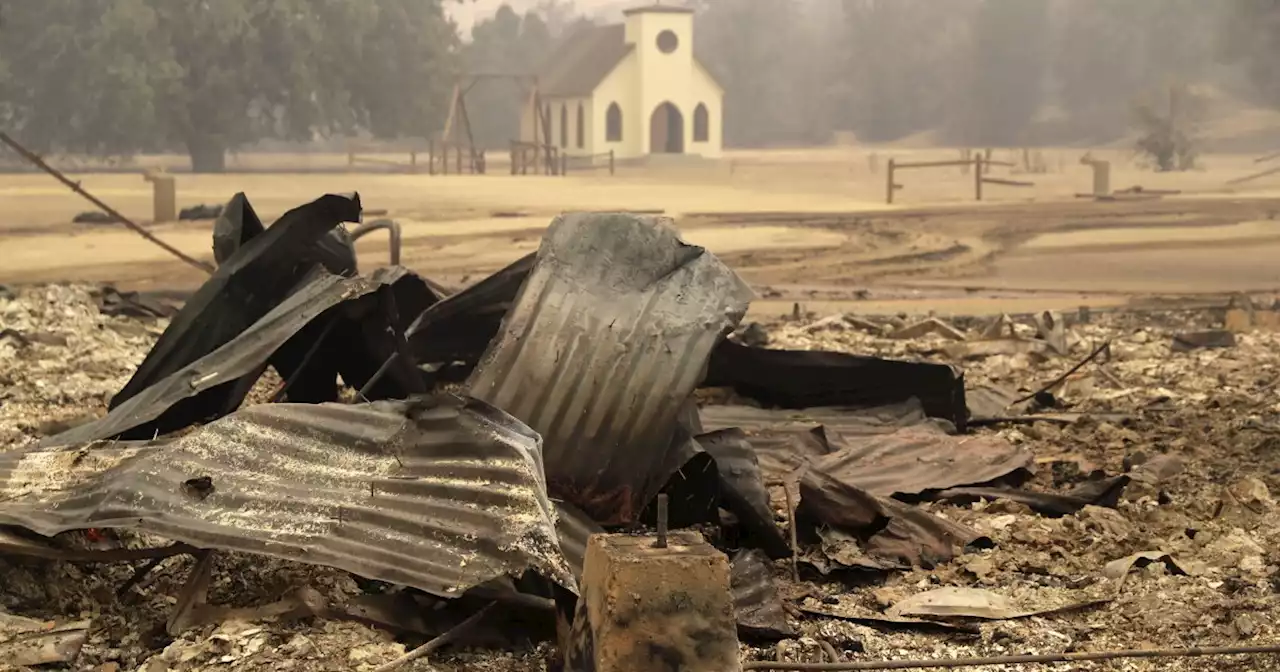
700, 402, 1031, 498
553, 500, 603, 580
699, 401, 930, 436
0, 395, 575, 598
810, 426, 1033, 498
467, 213, 753, 525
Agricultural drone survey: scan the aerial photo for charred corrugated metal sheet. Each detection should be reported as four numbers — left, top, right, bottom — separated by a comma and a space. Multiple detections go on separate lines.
4, 395, 576, 598
809, 426, 1033, 498
408, 252, 535, 366
211, 193, 265, 265
867, 497, 989, 568
40, 267, 411, 447
798, 469, 985, 568
730, 549, 795, 640
934, 475, 1131, 517
704, 341, 968, 430
554, 501, 603, 580
467, 213, 753, 525
696, 429, 790, 559
699, 401, 931, 436
699, 402, 1031, 498
111, 193, 363, 412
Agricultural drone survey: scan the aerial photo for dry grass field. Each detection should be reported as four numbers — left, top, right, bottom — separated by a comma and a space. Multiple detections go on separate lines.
3, 146, 1280, 316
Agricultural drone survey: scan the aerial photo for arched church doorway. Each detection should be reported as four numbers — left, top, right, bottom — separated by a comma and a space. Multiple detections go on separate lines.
649, 102, 684, 154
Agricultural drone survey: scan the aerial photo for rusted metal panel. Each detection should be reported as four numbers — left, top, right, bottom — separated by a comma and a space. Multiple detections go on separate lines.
467, 213, 753, 525
3, 395, 576, 598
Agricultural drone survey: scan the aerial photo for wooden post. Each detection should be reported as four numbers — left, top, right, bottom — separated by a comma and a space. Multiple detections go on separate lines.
609, 150, 615, 176
974, 155, 984, 201
410, 151, 417, 174
560, 153, 568, 176
886, 157, 896, 204
455, 145, 462, 174
429, 140, 437, 175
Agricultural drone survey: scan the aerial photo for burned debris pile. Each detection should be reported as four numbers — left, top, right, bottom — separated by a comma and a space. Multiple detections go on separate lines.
0, 195, 1092, 670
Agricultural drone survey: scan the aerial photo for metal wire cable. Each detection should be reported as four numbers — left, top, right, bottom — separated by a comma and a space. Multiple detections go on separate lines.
741, 644, 1280, 671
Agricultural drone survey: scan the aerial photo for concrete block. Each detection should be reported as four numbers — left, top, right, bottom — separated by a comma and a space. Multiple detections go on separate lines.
568, 531, 741, 672
144, 174, 177, 222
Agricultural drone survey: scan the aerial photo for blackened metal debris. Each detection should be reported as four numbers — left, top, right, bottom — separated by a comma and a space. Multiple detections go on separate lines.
934, 474, 1132, 517
95, 286, 178, 319
467, 213, 753, 525
39, 267, 417, 446
697, 429, 791, 559
4, 395, 576, 598
730, 549, 796, 640
211, 193, 265, 265
704, 341, 968, 430
408, 252, 535, 367
798, 468, 987, 568
111, 193, 363, 412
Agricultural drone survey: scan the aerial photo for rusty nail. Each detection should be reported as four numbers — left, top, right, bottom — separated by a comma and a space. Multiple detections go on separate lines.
655, 493, 668, 549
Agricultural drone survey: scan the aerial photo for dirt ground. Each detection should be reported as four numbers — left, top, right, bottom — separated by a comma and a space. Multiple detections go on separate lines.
3, 147, 1280, 316
4, 148, 1280, 670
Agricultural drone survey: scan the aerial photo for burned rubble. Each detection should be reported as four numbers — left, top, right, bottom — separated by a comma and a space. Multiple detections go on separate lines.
2, 196, 1280, 670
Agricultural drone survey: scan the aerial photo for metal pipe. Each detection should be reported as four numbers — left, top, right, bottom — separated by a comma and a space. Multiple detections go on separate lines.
654, 493, 668, 548
350, 218, 402, 266
741, 644, 1280, 671
0, 131, 214, 274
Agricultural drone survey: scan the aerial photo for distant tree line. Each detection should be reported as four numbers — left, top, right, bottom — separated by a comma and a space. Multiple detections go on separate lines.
0, 0, 459, 172
2, 0, 1279, 170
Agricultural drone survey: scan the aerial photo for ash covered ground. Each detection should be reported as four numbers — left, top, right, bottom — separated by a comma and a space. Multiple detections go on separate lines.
3, 284, 1280, 671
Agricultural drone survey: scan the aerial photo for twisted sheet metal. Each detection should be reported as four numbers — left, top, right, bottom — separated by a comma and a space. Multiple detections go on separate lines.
730, 549, 795, 640
39, 267, 410, 447
467, 213, 753, 525
700, 402, 1032, 498
1, 395, 576, 598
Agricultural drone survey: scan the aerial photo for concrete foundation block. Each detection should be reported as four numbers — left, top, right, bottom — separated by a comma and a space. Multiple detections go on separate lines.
568, 531, 741, 672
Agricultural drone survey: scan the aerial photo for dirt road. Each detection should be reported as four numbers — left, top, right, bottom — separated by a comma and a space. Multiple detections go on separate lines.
2, 156, 1279, 316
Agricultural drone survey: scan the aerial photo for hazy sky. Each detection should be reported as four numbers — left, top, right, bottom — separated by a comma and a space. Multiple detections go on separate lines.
447, 0, 633, 35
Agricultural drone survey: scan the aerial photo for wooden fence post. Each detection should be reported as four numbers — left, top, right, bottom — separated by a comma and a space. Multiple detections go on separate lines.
609, 150, 615, 176
886, 158, 896, 204
974, 155, 984, 201
561, 153, 568, 176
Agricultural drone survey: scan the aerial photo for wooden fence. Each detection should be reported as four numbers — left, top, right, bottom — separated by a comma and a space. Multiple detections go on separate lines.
885, 155, 1032, 204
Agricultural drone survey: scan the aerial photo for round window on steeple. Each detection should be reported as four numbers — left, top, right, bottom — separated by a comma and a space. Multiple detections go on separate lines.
656, 29, 679, 54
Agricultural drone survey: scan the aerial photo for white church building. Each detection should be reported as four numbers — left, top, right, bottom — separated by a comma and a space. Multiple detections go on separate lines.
520, 3, 724, 160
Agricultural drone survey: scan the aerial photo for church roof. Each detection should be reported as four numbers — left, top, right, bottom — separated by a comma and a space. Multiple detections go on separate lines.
623, 4, 695, 15
538, 24, 634, 98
